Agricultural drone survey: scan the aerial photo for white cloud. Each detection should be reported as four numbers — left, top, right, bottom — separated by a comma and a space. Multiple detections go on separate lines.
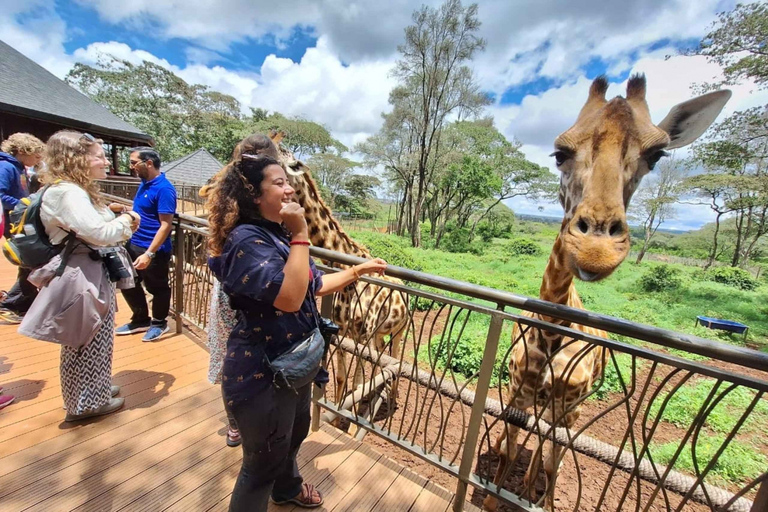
251, 37, 396, 149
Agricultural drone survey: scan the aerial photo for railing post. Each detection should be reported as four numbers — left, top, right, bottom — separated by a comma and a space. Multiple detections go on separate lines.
311, 294, 335, 432
453, 310, 504, 512
173, 218, 184, 335
752, 480, 768, 512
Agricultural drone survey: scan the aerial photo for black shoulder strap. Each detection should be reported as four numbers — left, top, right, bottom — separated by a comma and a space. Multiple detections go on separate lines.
54, 232, 78, 277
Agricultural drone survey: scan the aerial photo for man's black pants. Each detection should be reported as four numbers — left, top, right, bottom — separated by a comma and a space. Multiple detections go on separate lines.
121, 243, 171, 326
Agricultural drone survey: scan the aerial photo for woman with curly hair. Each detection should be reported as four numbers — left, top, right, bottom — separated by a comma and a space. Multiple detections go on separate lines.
206, 134, 386, 511
201, 133, 282, 448
18, 131, 141, 421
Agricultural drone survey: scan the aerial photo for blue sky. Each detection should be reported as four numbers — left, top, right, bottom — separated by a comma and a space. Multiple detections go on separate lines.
3, 0, 766, 232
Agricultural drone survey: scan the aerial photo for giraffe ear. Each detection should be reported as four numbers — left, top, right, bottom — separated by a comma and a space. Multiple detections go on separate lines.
657, 90, 732, 149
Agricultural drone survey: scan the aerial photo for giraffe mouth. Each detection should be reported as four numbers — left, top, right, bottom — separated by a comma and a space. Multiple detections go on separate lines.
576, 267, 601, 282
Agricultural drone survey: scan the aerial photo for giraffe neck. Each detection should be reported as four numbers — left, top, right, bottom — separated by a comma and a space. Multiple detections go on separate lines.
293, 173, 370, 258
539, 234, 575, 306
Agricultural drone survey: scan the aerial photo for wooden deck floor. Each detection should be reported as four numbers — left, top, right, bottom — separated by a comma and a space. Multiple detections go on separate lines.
0, 257, 470, 512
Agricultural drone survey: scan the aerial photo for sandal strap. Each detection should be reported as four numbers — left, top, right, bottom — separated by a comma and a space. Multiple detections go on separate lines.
301, 483, 320, 504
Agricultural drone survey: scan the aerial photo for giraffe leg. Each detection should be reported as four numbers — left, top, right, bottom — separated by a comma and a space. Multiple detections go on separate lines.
540, 409, 581, 511
332, 349, 347, 428
483, 421, 521, 512
387, 328, 404, 404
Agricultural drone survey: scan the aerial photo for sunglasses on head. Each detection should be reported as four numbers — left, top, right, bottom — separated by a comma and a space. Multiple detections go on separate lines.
80, 132, 97, 143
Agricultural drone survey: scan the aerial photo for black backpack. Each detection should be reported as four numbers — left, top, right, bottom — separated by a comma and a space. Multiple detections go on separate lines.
2, 184, 77, 274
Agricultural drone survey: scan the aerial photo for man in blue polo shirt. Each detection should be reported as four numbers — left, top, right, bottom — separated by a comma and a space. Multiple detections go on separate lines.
113, 147, 177, 342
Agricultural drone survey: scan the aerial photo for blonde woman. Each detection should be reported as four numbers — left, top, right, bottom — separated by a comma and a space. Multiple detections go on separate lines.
18, 131, 141, 421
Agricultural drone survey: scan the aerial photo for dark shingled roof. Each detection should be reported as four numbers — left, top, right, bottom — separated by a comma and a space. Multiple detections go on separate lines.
162, 148, 224, 187
0, 40, 153, 145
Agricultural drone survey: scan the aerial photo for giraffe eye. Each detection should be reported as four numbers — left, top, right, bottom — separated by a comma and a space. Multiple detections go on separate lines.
551, 150, 571, 167
646, 150, 668, 170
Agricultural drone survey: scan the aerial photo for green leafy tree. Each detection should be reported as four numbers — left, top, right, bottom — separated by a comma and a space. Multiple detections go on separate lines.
691, 2, 768, 90
248, 112, 347, 157
630, 156, 689, 264
388, 0, 491, 247
306, 153, 359, 208
66, 57, 244, 164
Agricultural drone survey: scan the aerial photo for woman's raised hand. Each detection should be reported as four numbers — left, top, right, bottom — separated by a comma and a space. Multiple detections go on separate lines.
279, 202, 308, 240
356, 257, 387, 277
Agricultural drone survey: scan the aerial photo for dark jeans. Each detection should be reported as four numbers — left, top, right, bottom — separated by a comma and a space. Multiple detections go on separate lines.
1, 266, 37, 314
121, 243, 171, 326
228, 383, 311, 512
222, 386, 238, 431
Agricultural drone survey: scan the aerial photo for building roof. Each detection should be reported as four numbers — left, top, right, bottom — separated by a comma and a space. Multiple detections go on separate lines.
162, 148, 224, 187
0, 40, 153, 146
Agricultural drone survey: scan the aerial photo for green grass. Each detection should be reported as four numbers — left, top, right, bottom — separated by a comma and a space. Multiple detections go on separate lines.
648, 378, 768, 434
347, 226, 768, 353
650, 437, 766, 485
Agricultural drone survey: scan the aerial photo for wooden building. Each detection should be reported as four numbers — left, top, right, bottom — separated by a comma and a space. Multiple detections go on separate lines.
0, 40, 152, 175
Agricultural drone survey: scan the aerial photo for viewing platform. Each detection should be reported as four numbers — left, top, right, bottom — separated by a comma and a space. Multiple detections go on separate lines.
0, 256, 476, 512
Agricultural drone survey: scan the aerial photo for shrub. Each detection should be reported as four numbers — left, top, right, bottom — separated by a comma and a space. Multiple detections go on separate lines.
705, 267, 758, 291
350, 232, 421, 271
639, 264, 682, 292
442, 226, 484, 255
506, 237, 541, 256
423, 312, 512, 386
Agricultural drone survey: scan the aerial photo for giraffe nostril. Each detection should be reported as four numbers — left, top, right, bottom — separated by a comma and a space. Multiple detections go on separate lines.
609, 221, 624, 237
576, 218, 589, 234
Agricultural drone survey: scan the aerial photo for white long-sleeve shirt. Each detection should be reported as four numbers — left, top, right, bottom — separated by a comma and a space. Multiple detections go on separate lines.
40, 182, 133, 247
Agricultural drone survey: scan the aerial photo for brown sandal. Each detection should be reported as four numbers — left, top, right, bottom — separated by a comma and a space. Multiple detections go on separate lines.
272, 483, 323, 508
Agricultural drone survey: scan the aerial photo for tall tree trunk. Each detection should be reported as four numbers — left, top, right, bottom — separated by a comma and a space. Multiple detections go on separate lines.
706, 211, 724, 270
731, 209, 745, 267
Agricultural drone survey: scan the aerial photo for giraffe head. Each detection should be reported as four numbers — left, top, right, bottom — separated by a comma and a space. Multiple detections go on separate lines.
553, 74, 730, 282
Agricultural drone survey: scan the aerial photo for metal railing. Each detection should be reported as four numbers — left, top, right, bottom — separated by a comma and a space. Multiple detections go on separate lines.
99, 179, 209, 217
107, 194, 767, 512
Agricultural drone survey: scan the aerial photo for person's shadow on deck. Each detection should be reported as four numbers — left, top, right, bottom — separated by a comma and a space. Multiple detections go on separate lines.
0, 377, 45, 404
57, 369, 176, 430
0, 355, 13, 373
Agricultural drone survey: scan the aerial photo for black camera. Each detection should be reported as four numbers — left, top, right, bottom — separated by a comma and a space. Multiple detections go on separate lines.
91, 248, 131, 282
318, 317, 340, 353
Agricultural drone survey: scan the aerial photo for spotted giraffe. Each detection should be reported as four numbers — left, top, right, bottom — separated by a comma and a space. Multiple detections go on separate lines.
483, 76, 731, 511
271, 136, 410, 403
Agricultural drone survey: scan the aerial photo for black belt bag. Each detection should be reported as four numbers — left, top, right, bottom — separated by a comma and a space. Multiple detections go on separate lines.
264, 327, 324, 392
263, 286, 325, 393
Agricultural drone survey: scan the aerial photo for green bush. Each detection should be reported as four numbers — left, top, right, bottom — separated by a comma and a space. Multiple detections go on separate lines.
442, 226, 484, 255
639, 264, 682, 292
705, 267, 758, 291
423, 312, 512, 386
506, 237, 541, 256
350, 232, 421, 271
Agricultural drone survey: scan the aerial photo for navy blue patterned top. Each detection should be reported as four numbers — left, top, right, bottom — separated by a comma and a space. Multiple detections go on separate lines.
208, 219, 324, 405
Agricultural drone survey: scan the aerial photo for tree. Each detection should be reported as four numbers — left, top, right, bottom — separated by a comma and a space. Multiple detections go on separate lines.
685, 2, 768, 267
306, 153, 359, 208
66, 57, 245, 164
682, 173, 737, 268
690, 2, 768, 91
249, 113, 347, 157
390, 0, 491, 247
630, 157, 688, 264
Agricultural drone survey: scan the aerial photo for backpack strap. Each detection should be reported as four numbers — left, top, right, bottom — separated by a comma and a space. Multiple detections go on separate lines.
54, 232, 79, 277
